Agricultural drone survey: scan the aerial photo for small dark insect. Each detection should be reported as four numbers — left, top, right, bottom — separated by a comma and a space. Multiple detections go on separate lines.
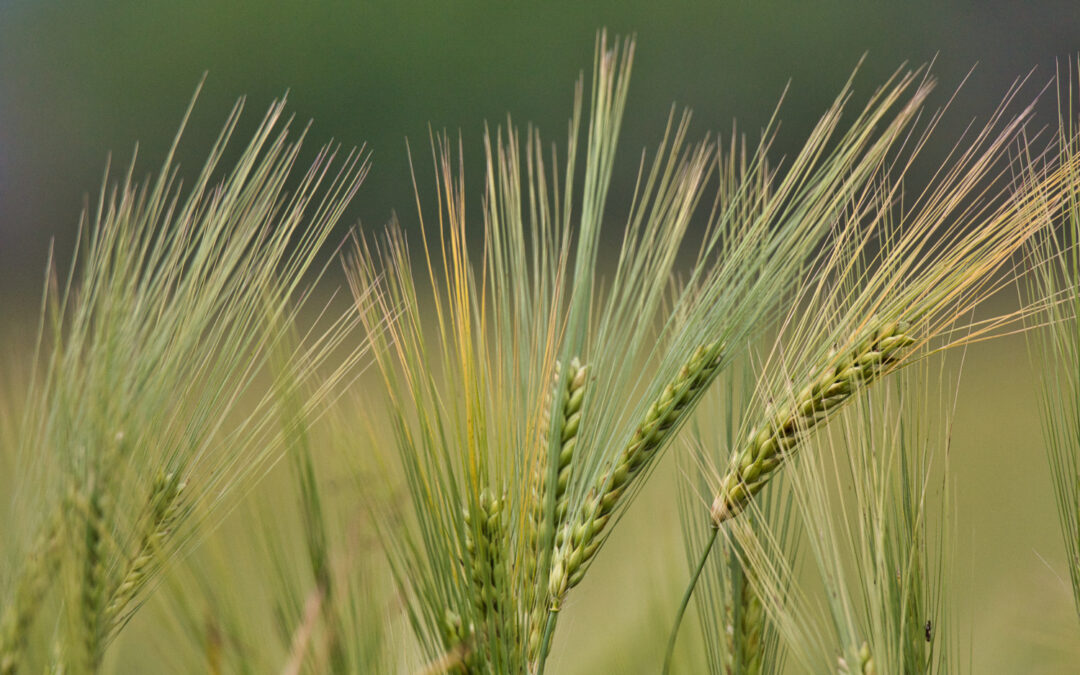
925, 620, 932, 642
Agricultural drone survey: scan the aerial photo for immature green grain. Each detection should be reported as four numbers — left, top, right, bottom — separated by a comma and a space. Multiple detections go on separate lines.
552, 359, 587, 535
548, 340, 724, 602
711, 322, 914, 524
77, 480, 109, 671
838, 642, 876, 675
526, 358, 586, 658
712, 555, 767, 675
464, 491, 512, 653
732, 570, 765, 675
525, 363, 561, 637
721, 602, 736, 675
0, 515, 63, 675
526, 359, 587, 569
437, 609, 474, 675
105, 471, 185, 631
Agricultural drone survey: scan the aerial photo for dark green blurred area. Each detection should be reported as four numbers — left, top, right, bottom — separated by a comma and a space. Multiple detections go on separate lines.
4, 0, 1080, 316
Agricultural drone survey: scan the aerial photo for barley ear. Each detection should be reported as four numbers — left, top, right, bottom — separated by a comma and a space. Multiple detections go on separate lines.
0, 514, 64, 675
76, 478, 109, 672
549, 340, 724, 602
105, 471, 185, 631
711, 321, 914, 524
733, 569, 765, 675
464, 490, 512, 652
552, 359, 587, 540
436, 609, 473, 674
526, 358, 586, 659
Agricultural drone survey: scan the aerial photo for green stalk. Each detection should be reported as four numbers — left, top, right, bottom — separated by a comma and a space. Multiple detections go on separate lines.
663, 526, 719, 675
534, 610, 558, 675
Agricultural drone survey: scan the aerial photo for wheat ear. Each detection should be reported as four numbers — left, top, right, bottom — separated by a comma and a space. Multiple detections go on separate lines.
711, 322, 914, 524
105, 471, 185, 631
526, 358, 586, 659
0, 514, 63, 675
548, 341, 724, 602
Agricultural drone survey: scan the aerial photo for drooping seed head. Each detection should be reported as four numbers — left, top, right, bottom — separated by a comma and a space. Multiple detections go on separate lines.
711, 322, 914, 525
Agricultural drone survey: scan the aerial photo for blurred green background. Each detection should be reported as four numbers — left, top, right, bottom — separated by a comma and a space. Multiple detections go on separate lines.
4, 1, 1080, 672
5, 0, 1080, 310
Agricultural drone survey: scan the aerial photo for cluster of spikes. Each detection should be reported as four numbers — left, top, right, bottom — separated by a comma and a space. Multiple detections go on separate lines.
1, 470, 189, 672
346, 25, 1080, 675
0, 83, 372, 673
10, 21, 1080, 675
439, 341, 724, 669
549, 341, 725, 602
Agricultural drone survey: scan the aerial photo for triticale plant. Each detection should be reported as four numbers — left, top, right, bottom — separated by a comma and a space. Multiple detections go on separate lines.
7, 17, 1080, 675
4, 22, 1080, 675
704, 97, 1076, 526
105, 471, 185, 634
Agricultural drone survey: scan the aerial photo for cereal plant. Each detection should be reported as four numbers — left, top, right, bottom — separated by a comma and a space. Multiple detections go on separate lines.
3, 27, 1080, 675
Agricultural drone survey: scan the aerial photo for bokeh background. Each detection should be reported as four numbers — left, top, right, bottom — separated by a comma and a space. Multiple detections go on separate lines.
4, 1, 1080, 672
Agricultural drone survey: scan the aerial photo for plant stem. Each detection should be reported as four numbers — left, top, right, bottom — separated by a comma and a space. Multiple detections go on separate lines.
534, 609, 558, 675
662, 526, 719, 675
